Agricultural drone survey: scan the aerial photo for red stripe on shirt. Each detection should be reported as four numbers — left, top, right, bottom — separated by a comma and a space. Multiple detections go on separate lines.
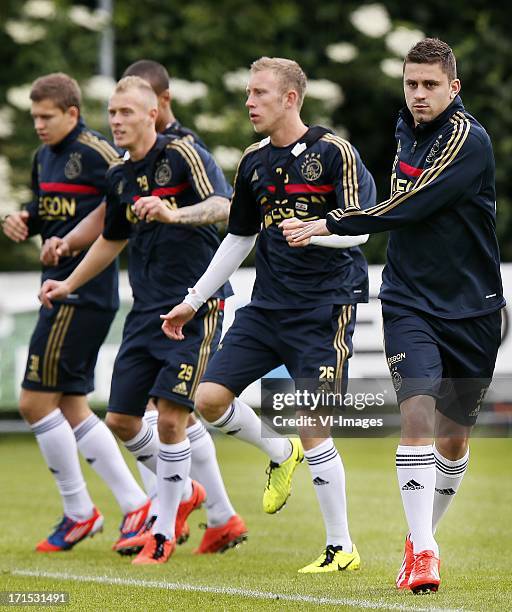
399, 161, 423, 178
267, 183, 335, 194
152, 183, 190, 197
40, 182, 101, 195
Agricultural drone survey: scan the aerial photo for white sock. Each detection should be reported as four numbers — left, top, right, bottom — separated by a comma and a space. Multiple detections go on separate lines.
31, 408, 94, 521
188, 419, 235, 526
74, 414, 147, 514
124, 417, 159, 474
396, 444, 438, 556
211, 398, 291, 464
131, 411, 192, 517
432, 445, 469, 533
305, 438, 352, 550
181, 477, 193, 500
152, 439, 191, 540
136, 411, 159, 517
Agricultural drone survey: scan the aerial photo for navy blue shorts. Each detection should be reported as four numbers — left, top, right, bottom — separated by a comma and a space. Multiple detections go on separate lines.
382, 302, 502, 425
22, 304, 116, 395
202, 303, 356, 398
108, 299, 224, 416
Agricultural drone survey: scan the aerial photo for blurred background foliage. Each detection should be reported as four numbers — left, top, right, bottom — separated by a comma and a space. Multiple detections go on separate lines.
0, 0, 511, 270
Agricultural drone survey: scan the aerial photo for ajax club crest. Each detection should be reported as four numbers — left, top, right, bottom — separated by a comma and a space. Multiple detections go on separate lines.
154, 161, 172, 186
301, 153, 323, 182
64, 152, 82, 179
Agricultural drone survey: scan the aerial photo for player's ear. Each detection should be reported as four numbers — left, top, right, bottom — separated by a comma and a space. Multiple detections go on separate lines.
284, 89, 298, 109
67, 105, 80, 121
149, 107, 158, 124
449, 79, 461, 99
159, 89, 171, 106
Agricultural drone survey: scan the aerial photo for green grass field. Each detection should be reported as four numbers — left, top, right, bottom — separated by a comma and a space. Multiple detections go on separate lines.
1, 433, 511, 611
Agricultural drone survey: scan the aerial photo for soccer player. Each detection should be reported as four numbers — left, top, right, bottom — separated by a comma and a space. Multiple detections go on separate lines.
39, 75, 242, 565
161, 57, 375, 572
124, 59, 208, 147
1, 73, 150, 552
284, 38, 504, 593
40, 61, 248, 555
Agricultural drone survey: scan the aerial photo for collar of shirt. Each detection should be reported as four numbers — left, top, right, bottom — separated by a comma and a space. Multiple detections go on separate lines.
49, 117, 86, 153
399, 96, 465, 138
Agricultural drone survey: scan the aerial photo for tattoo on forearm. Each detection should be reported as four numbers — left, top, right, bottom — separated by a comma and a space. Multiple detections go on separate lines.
174, 196, 229, 226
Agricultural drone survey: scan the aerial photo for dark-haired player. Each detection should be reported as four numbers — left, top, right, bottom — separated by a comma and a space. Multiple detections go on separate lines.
285, 38, 504, 593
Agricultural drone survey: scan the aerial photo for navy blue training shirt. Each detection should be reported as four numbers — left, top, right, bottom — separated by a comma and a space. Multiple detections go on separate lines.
103, 134, 232, 312
26, 118, 120, 311
227, 127, 376, 309
325, 97, 505, 319
163, 120, 208, 151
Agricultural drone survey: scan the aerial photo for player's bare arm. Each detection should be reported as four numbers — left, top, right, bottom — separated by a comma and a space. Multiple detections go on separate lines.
39, 235, 127, 308
160, 303, 196, 340
133, 194, 229, 226
281, 217, 368, 249
40, 236, 70, 266
40, 203, 107, 266
2, 210, 30, 243
286, 218, 330, 244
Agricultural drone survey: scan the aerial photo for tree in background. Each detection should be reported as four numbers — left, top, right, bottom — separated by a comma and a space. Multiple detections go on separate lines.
1, 0, 511, 268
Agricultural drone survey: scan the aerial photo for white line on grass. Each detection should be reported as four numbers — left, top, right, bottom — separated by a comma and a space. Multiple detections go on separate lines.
12, 569, 467, 611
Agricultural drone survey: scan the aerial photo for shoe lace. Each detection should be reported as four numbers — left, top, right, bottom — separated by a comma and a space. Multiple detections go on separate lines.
152, 533, 168, 559
264, 462, 279, 490
145, 515, 156, 531
52, 516, 71, 535
318, 545, 343, 567
413, 551, 436, 578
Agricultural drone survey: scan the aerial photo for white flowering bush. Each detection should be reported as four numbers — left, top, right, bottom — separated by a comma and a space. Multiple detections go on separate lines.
223, 68, 251, 92
170, 79, 208, 105
212, 146, 243, 171
22, 0, 56, 20
84, 75, 116, 102
195, 114, 230, 133
68, 6, 110, 31
6, 85, 32, 111
381, 58, 404, 79
307, 79, 345, 111
0, 108, 15, 139
326, 43, 359, 64
349, 4, 391, 38
5, 20, 46, 44
386, 27, 425, 57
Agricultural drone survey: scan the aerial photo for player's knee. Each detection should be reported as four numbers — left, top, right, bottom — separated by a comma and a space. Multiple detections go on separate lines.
19, 391, 53, 424
400, 395, 436, 437
435, 437, 469, 461
194, 383, 231, 423
157, 406, 189, 441
105, 411, 140, 441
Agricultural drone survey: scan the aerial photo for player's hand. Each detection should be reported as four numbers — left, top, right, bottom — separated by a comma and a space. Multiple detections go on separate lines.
160, 303, 195, 340
40, 237, 71, 266
286, 218, 331, 246
39, 279, 72, 309
2, 211, 29, 242
132, 196, 177, 224
279, 217, 312, 247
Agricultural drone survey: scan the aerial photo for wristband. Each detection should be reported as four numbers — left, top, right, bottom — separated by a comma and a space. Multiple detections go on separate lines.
183, 287, 206, 312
